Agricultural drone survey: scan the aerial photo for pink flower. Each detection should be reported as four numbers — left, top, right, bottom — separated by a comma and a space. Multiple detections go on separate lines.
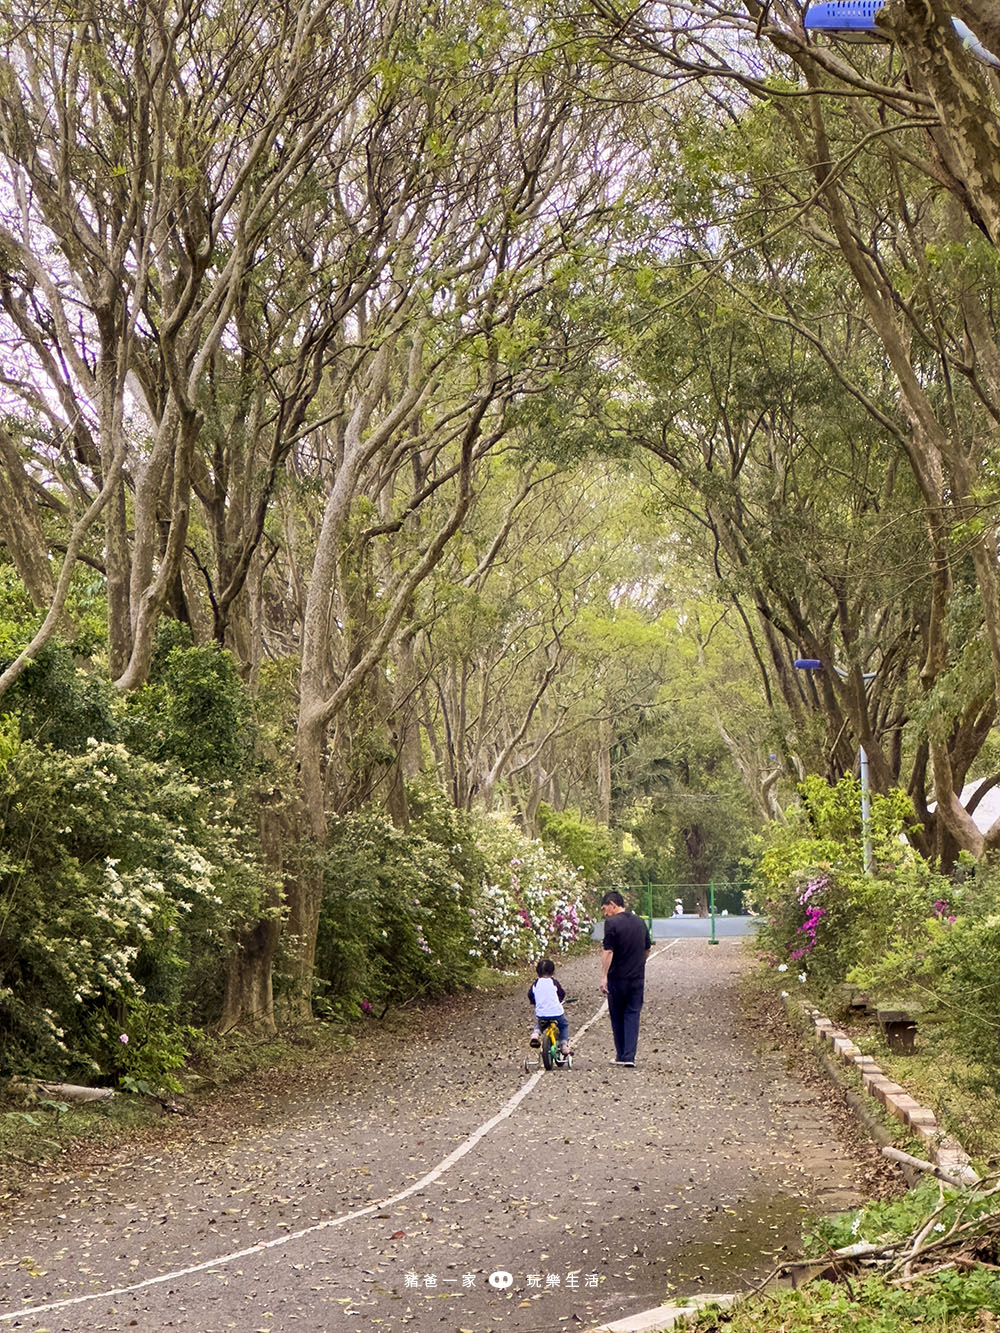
119, 1034, 129, 1045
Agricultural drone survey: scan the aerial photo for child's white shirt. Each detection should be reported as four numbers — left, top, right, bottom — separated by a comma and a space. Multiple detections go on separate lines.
530, 976, 564, 1016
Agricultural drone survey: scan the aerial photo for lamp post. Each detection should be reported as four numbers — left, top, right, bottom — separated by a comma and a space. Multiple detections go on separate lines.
794, 658, 875, 875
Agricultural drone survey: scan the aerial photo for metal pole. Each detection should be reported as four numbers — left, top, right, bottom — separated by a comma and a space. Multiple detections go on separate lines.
859, 745, 873, 875
708, 881, 718, 945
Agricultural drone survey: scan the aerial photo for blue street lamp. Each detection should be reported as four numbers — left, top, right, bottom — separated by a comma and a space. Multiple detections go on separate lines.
794, 658, 874, 874
803, 3, 1000, 67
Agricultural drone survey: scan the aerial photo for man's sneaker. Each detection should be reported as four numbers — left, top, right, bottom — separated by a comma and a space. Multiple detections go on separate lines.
530, 1031, 541, 1048
623, 1060, 635, 1067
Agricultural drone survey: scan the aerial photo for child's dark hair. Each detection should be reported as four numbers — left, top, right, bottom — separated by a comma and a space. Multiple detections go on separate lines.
536, 958, 555, 977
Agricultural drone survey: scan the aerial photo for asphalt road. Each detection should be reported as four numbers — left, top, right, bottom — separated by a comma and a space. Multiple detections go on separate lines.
0, 940, 879, 1333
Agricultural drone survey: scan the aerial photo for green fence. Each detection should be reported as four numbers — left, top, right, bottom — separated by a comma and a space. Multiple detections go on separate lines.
610, 882, 752, 920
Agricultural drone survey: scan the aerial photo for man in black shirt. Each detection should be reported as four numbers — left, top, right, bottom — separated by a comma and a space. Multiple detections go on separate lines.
599, 890, 652, 1067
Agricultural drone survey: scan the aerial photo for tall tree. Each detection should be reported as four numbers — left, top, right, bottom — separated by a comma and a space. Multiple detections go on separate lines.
0, 0, 403, 689
583, 0, 1000, 860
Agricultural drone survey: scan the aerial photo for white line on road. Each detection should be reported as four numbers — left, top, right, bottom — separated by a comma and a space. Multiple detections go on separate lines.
1, 941, 679, 1324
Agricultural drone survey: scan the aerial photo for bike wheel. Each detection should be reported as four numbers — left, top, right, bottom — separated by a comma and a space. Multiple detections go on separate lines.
541, 1032, 555, 1070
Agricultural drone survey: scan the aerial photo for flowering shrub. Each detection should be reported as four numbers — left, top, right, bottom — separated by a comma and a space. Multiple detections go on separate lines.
0, 739, 274, 1085
750, 775, 950, 994
312, 804, 590, 1015
850, 863, 1000, 1086
788, 874, 828, 962
469, 813, 589, 968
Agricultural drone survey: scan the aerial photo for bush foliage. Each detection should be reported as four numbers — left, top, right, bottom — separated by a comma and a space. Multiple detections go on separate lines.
749, 772, 1000, 1094
313, 792, 590, 1016
0, 623, 595, 1088
535, 802, 617, 879
849, 860, 1000, 1088
749, 775, 951, 995
0, 738, 273, 1086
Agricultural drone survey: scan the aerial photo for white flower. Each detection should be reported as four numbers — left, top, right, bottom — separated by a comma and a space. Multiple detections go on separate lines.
798, 972, 807, 983
777, 964, 788, 973
780, 990, 789, 998
933, 1224, 946, 1233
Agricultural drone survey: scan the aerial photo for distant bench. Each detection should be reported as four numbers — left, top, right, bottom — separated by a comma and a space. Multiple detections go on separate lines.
836, 986, 919, 1054
876, 1008, 919, 1055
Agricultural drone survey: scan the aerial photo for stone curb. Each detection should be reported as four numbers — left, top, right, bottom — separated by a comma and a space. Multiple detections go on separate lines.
791, 998, 979, 1186
583, 1293, 735, 1331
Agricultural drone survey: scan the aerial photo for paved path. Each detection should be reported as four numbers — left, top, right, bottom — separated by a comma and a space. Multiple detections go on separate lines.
0, 941, 879, 1332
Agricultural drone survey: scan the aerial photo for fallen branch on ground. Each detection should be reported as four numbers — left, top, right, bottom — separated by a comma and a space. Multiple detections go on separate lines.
881, 1145, 979, 1188
11, 1080, 115, 1104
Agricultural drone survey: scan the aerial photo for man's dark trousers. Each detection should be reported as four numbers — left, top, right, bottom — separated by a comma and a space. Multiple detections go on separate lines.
607, 979, 644, 1063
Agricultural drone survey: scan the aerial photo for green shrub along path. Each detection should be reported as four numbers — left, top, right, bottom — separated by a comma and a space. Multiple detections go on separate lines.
0, 941, 897, 1333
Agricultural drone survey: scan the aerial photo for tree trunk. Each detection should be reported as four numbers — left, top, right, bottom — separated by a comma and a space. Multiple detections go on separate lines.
384, 752, 410, 828
100, 393, 133, 682
218, 917, 281, 1034
217, 803, 287, 1032
597, 719, 613, 825
277, 857, 324, 1025
0, 428, 56, 608
882, 0, 1000, 246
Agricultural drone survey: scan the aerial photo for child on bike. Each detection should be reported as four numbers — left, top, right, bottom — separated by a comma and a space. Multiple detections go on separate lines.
529, 958, 571, 1054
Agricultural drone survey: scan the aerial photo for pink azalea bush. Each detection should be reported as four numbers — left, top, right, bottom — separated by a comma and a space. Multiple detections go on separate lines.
749, 775, 951, 995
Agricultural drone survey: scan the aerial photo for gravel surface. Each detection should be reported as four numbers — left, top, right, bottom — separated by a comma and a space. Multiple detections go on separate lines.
0, 939, 900, 1332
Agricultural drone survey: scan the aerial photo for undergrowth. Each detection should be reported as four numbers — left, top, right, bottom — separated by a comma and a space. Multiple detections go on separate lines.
688, 1176, 1000, 1332
688, 1270, 1000, 1332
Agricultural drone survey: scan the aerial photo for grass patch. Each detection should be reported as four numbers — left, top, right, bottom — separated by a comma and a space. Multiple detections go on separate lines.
0, 1092, 160, 1209
687, 1270, 1000, 1332
876, 1046, 1000, 1166
184, 1025, 353, 1090
688, 1176, 1000, 1332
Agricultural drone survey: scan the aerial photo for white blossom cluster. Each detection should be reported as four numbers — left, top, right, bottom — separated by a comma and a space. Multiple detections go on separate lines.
2, 738, 275, 1069
468, 815, 588, 968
